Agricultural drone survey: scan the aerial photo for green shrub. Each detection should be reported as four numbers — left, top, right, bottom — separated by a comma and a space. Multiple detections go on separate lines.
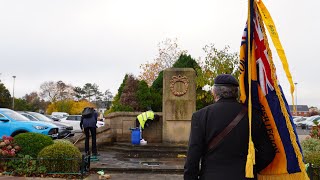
5, 154, 46, 176
119, 75, 139, 111
302, 138, 320, 166
0, 135, 20, 157
172, 54, 200, 69
310, 124, 320, 139
151, 71, 163, 95
53, 139, 73, 145
136, 81, 153, 111
14, 133, 53, 158
38, 141, 82, 173
110, 103, 134, 112
150, 87, 162, 112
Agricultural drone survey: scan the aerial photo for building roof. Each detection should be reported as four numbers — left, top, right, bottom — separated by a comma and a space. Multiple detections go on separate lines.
289, 105, 309, 112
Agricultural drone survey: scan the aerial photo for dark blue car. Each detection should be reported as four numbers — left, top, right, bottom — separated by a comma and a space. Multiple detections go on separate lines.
0, 108, 59, 138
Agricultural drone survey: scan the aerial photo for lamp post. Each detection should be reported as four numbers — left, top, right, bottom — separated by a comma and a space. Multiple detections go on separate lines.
294, 82, 298, 116
12, 76, 16, 110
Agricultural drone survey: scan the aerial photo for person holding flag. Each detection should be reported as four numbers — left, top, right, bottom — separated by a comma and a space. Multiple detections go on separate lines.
184, 74, 275, 180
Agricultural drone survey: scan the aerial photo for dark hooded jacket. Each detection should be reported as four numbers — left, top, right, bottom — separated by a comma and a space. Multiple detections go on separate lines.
184, 98, 275, 180
80, 110, 98, 129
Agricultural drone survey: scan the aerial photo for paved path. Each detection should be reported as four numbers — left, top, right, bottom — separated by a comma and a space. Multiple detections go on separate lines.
89, 149, 185, 173
85, 173, 183, 180
0, 177, 65, 180
0, 174, 183, 180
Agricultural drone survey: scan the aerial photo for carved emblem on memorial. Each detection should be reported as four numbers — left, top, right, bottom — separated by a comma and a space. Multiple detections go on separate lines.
170, 75, 189, 97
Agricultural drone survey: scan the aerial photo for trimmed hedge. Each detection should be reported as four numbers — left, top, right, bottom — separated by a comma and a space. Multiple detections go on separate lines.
13, 133, 53, 158
302, 138, 320, 166
38, 141, 82, 173
53, 139, 73, 145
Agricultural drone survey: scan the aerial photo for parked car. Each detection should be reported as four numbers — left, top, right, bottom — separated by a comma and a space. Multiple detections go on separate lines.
45, 115, 61, 121
60, 115, 105, 132
305, 116, 320, 129
299, 115, 320, 129
18, 111, 75, 139
293, 116, 306, 127
51, 112, 69, 120
0, 108, 58, 138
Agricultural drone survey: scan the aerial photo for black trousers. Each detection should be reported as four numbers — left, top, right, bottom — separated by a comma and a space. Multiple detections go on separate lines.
135, 119, 152, 128
84, 127, 97, 155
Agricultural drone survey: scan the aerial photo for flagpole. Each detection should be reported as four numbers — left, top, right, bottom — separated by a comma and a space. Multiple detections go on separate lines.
245, 0, 255, 178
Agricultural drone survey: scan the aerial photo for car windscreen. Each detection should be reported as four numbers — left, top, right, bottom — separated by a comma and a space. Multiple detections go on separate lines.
66, 116, 81, 121
29, 112, 53, 122
2, 110, 30, 121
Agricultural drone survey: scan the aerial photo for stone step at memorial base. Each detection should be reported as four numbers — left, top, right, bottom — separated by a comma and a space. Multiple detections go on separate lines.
89, 150, 185, 174
99, 142, 187, 158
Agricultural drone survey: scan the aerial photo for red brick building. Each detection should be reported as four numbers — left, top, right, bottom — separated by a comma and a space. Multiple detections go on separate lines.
289, 105, 310, 117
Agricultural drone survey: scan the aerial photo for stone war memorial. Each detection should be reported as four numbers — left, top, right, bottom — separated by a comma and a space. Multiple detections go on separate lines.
162, 68, 196, 144
66, 68, 197, 177
105, 68, 196, 145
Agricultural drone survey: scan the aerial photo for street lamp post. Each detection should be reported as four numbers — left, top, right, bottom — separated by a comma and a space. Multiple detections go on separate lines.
12, 76, 16, 110
294, 82, 298, 116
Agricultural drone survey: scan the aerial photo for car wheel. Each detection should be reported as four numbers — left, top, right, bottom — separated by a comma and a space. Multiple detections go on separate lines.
11, 131, 28, 137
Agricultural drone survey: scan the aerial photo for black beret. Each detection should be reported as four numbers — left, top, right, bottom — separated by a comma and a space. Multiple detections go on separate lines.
214, 74, 239, 87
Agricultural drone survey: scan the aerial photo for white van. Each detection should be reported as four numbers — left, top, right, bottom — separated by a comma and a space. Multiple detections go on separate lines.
51, 112, 69, 119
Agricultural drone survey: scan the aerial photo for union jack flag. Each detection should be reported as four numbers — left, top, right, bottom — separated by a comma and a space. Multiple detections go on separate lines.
241, 11, 275, 96
239, 1, 306, 178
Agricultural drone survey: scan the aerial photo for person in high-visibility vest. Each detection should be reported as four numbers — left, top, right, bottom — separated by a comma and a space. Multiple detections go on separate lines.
136, 110, 160, 142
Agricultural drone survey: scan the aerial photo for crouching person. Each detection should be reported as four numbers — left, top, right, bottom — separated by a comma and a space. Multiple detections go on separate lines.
136, 109, 160, 142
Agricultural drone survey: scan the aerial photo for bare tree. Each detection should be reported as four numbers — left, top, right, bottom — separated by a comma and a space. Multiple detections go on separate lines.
139, 38, 187, 86
40, 81, 58, 102
39, 81, 74, 102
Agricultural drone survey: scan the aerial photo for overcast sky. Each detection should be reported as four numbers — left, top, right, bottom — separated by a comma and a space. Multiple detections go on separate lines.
0, 0, 319, 108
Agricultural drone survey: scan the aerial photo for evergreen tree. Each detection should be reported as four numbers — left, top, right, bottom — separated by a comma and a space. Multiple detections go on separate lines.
120, 75, 139, 111
136, 80, 153, 111
0, 83, 11, 108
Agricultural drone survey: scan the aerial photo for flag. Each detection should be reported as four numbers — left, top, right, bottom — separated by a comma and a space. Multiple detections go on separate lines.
239, 0, 309, 179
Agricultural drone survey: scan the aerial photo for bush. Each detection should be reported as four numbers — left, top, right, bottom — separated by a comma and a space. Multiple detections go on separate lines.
120, 75, 139, 111
136, 81, 154, 111
14, 133, 53, 158
38, 141, 82, 173
310, 124, 320, 139
301, 138, 320, 166
0, 136, 20, 157
53, 139, 73, 145
5, 154, 46, 176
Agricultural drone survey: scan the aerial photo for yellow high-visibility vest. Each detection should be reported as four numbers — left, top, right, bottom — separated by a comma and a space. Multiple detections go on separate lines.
137, 111, 155, 129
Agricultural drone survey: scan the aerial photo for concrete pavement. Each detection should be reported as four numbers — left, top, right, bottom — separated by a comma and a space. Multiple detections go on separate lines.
85, 173, 183, 180
0, 173, 183, 180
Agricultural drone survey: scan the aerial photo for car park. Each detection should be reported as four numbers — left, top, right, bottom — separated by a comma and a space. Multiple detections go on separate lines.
60, 115, 105, 132
298, 115, 320, 129
19, 111, 75, 139
293, 116, 307, 127
305, 116, 320, 129
45, 114, 61, 121
51, 112, 69, 120
0, 108, 59, 138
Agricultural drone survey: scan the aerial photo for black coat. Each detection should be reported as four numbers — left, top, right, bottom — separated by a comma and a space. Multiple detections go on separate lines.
184, 98, 275, 180
80, 112, 98, 129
